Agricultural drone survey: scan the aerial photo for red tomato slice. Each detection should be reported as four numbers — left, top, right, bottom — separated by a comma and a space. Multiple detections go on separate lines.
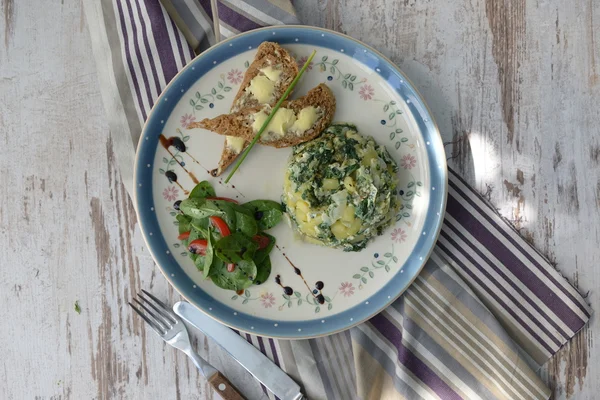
206, 196, 239, 204
209, 216, 231, 237
188, 239, 208, 255
252, 234, 270, 250
226, 263, 236, 272
177, 231, 190, 240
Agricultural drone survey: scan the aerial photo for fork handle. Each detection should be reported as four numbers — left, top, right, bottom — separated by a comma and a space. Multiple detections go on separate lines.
208, 371, 245, 400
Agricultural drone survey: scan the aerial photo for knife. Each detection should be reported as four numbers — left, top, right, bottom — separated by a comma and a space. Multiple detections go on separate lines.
174, 301, 306, 400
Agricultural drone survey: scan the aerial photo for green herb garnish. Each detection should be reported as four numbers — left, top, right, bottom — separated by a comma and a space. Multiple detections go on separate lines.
74, 301, 81, 314
225, 50, 317, 183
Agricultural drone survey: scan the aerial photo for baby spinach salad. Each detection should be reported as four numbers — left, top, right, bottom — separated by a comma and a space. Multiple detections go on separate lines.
174, 181, 283, 292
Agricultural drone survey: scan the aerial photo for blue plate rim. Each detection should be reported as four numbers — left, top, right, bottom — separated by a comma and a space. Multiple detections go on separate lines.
133, 25, 448, 339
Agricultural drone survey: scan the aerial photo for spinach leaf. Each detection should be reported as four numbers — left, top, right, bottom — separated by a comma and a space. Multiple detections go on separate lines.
237, 259, 258, 281
193, 254, 206, 271
203, 227, 214, 278
190, 217, 209, 237
254, 256, 271, 285
176, 214, 192, 234
242, 200, 284, 230
188, 228, 202, 242
179, 198, 207, 218
235, 211, 258, 237
180, 199, 236, 229
214, 233, 258, 263
189, 181, 216, 198
209, 259, 256, 291
254, 233, 275, 264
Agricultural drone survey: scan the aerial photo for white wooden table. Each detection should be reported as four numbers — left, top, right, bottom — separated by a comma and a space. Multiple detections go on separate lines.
1, 0, 598, 398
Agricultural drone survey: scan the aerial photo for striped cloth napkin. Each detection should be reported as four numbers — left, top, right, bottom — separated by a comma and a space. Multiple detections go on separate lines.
83, 1, 592, 399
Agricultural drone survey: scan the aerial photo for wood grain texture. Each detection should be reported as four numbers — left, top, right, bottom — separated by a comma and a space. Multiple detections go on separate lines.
0, 0, 598, 399
208, 372, 245, 400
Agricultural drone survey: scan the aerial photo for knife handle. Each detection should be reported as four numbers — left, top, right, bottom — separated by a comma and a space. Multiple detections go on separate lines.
208, 371, 245, 400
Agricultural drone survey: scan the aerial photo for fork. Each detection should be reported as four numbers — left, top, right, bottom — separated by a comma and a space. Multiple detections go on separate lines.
129, 290, 245, 400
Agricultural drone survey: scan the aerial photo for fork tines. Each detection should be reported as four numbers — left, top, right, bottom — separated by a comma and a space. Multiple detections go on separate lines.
129, 290, 178, 335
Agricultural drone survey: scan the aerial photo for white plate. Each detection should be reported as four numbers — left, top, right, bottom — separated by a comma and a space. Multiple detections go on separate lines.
134, 26, 447, 338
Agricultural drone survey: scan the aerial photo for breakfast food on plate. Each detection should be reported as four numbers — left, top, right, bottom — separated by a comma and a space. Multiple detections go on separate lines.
206, 42, 299, 176
282, 123, 399, 251
190, 84, 336, 149
175, 180, 284, 291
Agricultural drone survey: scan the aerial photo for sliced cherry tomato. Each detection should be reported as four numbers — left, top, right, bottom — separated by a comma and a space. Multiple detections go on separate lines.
252, 234, 270, 250
209, 216, 231, 237
177, 231, 190, 240
226, 263, 236, 272
188, 239, 208, 255
206, 196, 239, 204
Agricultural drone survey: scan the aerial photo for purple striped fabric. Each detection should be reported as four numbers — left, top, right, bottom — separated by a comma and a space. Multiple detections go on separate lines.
449, 172, 589, 316
436, 236, 557, 354
370, 313, 463, 400
131, 0, 162, 94
442, 220, 569, 341
124, 0, 156, 108
447, 184, 587, 329
197, 0, 265, 32
114, 0, 148, 120
144, 0, 180, 81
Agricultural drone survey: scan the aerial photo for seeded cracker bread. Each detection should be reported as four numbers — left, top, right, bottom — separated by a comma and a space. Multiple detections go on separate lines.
189, 84, 336, 149
197, 42, 298, 176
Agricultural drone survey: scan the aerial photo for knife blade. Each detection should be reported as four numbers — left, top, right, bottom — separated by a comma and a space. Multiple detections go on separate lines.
174, 301, 305, 400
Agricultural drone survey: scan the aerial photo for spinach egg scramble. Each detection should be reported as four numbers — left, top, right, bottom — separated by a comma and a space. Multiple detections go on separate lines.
283, 123, 399, 251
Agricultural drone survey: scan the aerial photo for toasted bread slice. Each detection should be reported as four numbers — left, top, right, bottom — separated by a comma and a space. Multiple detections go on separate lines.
208, 42, 299, 176
230, 42, 299, 112
189, 84, 336, 149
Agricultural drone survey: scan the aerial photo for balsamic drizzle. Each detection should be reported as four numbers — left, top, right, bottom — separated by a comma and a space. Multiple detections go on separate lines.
159, 133, 246, 197
274, 275, 294, 296
275, 244, 322, 301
